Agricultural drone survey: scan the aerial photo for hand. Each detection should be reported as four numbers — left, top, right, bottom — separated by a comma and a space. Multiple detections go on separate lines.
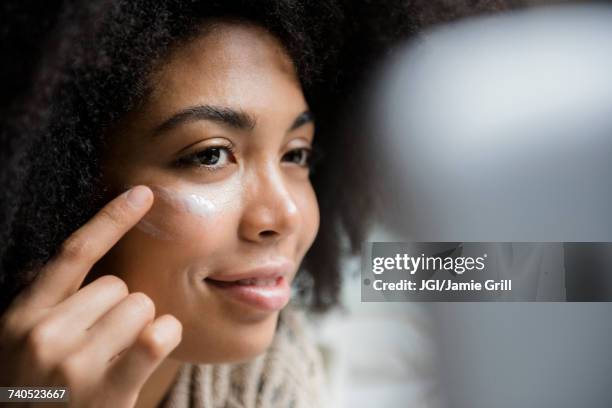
0, 186, 182, 408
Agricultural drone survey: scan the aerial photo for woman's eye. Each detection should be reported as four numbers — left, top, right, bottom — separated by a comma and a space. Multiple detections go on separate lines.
177, 146, 232, 168
282, 148, 311, 167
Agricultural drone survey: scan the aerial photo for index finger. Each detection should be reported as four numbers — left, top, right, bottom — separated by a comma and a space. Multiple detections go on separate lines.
17, 185, 154, 309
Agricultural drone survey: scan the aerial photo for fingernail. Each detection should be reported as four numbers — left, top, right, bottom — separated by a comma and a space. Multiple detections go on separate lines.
127, 185, 151, 208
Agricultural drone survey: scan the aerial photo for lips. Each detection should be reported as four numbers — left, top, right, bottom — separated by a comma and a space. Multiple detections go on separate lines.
204, 262, 293, 312
208, 277, 281, 287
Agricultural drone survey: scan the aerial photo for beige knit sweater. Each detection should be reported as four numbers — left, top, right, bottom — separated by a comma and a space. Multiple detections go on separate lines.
160, 307, 327, 408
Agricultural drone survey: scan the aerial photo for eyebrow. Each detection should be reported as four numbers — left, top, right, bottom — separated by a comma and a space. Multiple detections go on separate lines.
154, 105, 313, 135
289, 111, 314, 131
155, 105, 255, 134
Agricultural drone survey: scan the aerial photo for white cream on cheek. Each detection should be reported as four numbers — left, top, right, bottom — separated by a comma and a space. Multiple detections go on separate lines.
135, 178, 242, 240
181, 192, 216, 216
153, 186, 219, 217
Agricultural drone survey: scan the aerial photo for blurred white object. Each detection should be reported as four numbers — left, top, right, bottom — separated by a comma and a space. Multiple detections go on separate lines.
372, 3, 612, 241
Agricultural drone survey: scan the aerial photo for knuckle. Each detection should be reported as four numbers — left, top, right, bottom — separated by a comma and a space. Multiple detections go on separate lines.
139, 316, 182, 360
53, 356, 83, 384
25, 322, 57, 363
139, 330, 167, 360
97, 275, 129, 297
127, 293, 155, 317
99, 205, 128, 231
164, 316, 183, 343
0, 312, 22, 341
60, 234, 92, 262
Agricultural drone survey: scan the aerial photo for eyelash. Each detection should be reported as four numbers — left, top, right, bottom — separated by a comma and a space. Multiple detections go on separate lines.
174, 145, 315, 171
174, 143, 236, 171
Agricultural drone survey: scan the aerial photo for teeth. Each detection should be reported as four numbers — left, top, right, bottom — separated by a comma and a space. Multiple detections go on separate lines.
235, 278, 276, 286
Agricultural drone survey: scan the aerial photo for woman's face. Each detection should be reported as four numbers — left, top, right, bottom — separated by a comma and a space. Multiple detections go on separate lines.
97, 21, 319, 363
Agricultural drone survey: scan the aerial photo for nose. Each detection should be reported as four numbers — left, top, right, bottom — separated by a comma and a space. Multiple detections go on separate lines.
238, 167, 301, 243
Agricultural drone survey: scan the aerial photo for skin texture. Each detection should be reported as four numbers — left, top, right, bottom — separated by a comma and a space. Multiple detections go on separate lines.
0, 21, 319, 408
98, 21, 319, 364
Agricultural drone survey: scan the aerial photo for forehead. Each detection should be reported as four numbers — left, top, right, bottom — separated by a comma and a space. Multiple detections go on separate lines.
145, 21, 305, 118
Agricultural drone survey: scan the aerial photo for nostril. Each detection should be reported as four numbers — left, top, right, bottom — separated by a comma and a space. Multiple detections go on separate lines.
259, 230, 277, 238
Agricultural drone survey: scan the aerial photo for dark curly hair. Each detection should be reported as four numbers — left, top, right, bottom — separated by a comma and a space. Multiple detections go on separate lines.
0, 0, 511, 314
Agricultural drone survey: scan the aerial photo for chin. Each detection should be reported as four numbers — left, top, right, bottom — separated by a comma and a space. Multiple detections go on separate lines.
170, 310, 281, 364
